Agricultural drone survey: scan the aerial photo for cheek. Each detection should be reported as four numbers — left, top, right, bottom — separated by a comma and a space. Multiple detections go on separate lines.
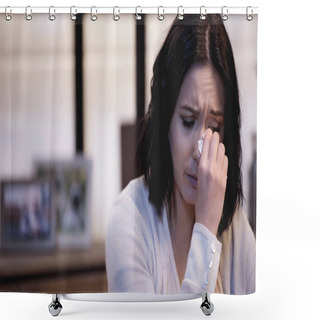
169, 122, 185, 168
168, 125, 179, 162
169, 123, 191, 172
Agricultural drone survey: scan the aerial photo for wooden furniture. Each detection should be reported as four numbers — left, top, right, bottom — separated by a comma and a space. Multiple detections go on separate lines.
0, 242, 107, 293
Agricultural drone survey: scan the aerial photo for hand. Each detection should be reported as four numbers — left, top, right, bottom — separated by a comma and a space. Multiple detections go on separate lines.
195, 130, 228, 235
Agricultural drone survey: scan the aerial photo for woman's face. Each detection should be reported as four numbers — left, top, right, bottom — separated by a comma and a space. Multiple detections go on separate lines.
169, 63, 225, 206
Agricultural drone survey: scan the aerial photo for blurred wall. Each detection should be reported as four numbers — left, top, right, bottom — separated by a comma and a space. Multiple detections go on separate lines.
83, 15, 136, 240
0, 14, 257, 242
0, 15, 75, 179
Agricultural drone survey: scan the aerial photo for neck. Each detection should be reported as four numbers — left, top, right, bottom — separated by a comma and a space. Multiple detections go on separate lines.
168, 186, 195, 243
167, 185, 195, 285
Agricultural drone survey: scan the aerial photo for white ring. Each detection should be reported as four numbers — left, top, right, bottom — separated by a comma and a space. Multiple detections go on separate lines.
90, 7, 97, 21
135, 6, 142, 20
25, 6, 32, 21
49, 6, 56, 21
200, 6, 207, 20
221, 6, 228, 21
246, 6, 253, 21
158, 6, 164, 21
177, 6, 184, 20
5, 6, 12, 21
70, 6, 77, 21
113, 6, 120, 21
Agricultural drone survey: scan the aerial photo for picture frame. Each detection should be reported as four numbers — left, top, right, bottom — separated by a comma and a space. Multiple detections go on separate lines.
34, 157, 92, 249
0, 179, 55, 253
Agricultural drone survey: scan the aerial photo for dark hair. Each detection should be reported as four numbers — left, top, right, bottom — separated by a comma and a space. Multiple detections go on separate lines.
136, 15, 242, 236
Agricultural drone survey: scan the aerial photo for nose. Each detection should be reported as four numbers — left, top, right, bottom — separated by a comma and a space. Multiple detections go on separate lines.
192, 141, 200, 165
192, 130, 206, 164
192, 127, 214, 164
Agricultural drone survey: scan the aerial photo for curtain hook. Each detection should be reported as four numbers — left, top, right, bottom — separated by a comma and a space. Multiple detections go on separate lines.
25, 6, 32, 21
135, 6, 142, 20
49, 6, 56, 21
246, 6, 253, 21
113, 6, 120, 21
200, 6, 207, 20
158, 6, 164, 21
5, 6, 12, 21
90, 6, 97, 21
70, 6, 77, 21
177, 6, 184, 20
221, 6, 228, 21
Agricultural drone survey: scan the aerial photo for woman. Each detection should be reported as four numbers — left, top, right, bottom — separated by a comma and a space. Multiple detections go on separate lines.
106, 14, 255, 295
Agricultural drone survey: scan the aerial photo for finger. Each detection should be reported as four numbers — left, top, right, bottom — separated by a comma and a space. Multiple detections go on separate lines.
200, 129, 212, 164
208, 131, 220, 161
222, 155, 228, 179
216, 142, 226, 167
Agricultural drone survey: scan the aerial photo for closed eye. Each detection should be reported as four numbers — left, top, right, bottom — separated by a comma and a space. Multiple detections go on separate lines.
182, 118, 195, 128
209, 126, 221, 133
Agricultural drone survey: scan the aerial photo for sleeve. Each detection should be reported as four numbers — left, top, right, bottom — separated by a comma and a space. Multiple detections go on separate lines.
245, 223, 256, 294
181, 223, 222, 293
105, 197, 156, 293
231, 208, 256, 294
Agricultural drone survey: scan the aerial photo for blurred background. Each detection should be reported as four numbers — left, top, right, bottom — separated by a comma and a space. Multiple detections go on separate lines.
0, 14, 257, 293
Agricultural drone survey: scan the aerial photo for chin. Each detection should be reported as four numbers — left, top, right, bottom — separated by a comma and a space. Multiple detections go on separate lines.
181, 187, 197, 206
174, 179, 197, 206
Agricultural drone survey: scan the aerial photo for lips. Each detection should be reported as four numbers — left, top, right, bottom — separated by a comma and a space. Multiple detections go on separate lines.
186, 173, 198, 188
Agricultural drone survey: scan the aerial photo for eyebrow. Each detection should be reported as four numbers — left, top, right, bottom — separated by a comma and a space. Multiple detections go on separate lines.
180, 106, 224, 117
180, 106, 200, 115
210, 109, 224, 117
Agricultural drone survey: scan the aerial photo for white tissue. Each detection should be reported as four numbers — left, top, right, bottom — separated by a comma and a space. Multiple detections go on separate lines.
198, 138, 204, 155
197, 130, 208, 155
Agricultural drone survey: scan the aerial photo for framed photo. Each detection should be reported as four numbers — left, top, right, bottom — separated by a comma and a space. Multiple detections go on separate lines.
0, 179, 55, 253
34, 157, 91, 249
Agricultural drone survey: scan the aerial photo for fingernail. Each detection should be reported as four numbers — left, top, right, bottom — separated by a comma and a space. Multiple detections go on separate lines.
203, 129, 209, 139
198, 138, 203, 155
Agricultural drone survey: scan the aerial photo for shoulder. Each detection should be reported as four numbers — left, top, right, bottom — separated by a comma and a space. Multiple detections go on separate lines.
232, 208, 253, 234
105, 177, 161, 292
117, 176, 149, 204
219, 207, 256, 294
221, 207, 255, 251
106, 176, 158, 241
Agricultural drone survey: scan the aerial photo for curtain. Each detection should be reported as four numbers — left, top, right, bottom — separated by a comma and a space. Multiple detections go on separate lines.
0, 11, 257, 295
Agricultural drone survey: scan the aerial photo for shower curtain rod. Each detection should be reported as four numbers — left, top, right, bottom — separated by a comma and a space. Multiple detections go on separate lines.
0, 6, 258, 16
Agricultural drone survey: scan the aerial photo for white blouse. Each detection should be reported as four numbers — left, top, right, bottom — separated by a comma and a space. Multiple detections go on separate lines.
106, 177, 255, 295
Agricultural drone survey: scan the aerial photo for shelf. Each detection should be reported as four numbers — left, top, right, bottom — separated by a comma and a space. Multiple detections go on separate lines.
0, 242, 107, 293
